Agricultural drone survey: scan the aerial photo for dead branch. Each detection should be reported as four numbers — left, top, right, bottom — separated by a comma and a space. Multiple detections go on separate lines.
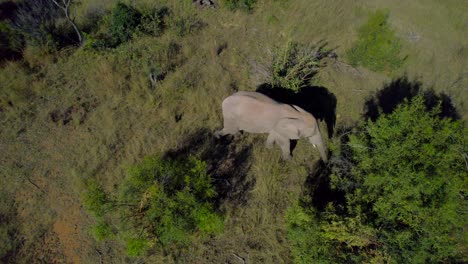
26, 177, 46, 193
50, 0, 82, 46
232, 253, 246, 264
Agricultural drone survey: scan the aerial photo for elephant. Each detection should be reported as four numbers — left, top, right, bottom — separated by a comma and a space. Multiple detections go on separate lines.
214, 91, 328, 162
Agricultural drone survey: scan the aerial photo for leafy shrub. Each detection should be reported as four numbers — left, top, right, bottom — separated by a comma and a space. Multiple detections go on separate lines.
287, 96, 466, 263
107, 3, 141, 47
138, 7, 167, 36
83, 156, 223, 256
91, 222, 113, 242
271, 41, 330, 92
84, 4, 166, 49
223, 0, 256, 12
83, 180, 109, 218
347, 10, 405, 72
285, 202, 331, 264
11, 0, 61, 51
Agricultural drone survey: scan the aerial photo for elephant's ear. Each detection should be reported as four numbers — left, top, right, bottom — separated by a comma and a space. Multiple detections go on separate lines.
274, 117, 304, 140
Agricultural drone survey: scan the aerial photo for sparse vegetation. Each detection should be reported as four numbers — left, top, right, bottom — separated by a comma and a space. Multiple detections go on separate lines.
0, 0, 466, 262
347, 10, 405, 72
223, 0, 256, 12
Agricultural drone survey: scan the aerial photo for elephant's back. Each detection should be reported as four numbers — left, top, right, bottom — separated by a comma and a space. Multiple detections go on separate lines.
222, 93, 280, 133
231, 91, 279, 105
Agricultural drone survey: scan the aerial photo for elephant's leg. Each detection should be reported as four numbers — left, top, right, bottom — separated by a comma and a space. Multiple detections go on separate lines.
275, 135, 292, 160
214, 117, 239, 138
265, 132, 277, 149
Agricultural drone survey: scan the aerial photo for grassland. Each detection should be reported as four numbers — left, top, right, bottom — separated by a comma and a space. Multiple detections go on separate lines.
0, 0, 467, 263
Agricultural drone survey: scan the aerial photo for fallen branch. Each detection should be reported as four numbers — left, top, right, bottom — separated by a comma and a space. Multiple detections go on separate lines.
27, 178, 46, 193
232, 253, 245, 264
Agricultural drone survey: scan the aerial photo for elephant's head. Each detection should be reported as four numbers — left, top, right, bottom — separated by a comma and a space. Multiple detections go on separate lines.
275, 105, 328, 162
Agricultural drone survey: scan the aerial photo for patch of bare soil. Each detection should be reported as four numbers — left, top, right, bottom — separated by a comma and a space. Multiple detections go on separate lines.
53, 216, 81, 264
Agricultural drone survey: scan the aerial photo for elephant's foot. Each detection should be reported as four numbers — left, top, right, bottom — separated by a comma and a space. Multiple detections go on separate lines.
214, 130, 224, 139
282, 153, 293, 161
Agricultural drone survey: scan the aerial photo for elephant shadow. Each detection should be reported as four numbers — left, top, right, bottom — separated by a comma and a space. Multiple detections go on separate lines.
164, 128, 254, 207
364, 76, 460, 121
256, 83, 337, 139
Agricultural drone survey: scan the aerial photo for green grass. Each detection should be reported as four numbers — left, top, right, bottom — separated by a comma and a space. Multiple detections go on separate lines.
0, 0, 466, 262
347, 10, 405, 72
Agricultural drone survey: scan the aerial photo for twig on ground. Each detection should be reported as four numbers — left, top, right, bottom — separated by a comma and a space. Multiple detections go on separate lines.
232, 252, 246, 264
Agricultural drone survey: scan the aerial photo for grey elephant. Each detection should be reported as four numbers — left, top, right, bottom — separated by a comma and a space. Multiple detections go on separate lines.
214, 91, 328, 162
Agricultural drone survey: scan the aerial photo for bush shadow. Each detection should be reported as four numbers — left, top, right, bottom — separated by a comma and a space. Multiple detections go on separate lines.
301, 125, 359, 213
304, 163, 341, 211
303, 77, 461, 214
364, 77, 460, 121
164, 128, 254, 207
256, 83, 337, 138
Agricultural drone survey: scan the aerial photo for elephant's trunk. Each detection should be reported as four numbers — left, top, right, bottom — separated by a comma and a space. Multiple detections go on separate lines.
309, 130, 328, 162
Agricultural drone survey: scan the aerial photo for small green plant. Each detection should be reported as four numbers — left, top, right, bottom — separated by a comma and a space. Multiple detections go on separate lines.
91, 222, 113, 242
347, 10, 405, 72
171, 16, 203, 37
271, 41, 330, 92
137, 8, 166, 36
82, 180, 109, 218
126, 238, 150, 257
223, 0, 256, 12
83, 155, 223, 256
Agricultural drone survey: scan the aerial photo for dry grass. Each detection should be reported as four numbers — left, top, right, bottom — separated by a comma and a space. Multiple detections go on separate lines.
0, 0, 466, 262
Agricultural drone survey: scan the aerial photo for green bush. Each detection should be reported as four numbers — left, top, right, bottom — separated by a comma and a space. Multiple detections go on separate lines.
347, 10, 405, 72
223, 0, 256, 12
287, 96, 467, 263
84, 4, 166, 49
83, 155, 223, 256
271, 41, 330, 92
285, 202, 331, 264
107, 3, 141, 47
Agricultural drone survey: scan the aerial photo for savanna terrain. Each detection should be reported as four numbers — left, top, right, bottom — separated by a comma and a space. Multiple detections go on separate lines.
0, 0, 466, 263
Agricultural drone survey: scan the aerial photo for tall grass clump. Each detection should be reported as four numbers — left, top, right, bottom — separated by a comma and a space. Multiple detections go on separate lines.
286, 95, 466, 263
271, 41, 330, 92
347, 10, 405, 72
223, 0, 256, 12
83, 156, 223, 257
